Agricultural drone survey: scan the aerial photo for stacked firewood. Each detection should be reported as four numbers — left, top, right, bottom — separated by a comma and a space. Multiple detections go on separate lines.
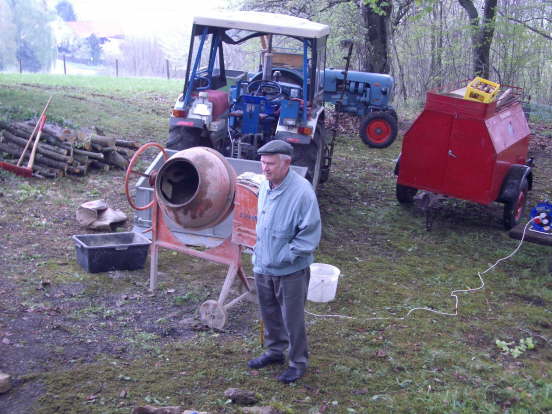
0, 120, 139, 178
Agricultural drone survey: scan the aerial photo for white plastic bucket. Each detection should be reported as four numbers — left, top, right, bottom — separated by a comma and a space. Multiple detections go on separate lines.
307, 263, 341, 303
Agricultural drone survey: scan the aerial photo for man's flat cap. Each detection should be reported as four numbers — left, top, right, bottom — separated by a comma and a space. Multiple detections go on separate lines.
257, 140, 294, 157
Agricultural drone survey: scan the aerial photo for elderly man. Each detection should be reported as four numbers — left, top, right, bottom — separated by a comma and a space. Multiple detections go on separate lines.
247, 140, 322, 384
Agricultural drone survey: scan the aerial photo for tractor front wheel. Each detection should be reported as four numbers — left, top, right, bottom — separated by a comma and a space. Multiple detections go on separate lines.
360, 111, 398, 149
503, 178, 528, 230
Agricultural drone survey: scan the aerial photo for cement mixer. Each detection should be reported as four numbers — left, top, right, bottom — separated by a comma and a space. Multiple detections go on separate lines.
154, 146, 237, 230
124, 143, 258, 329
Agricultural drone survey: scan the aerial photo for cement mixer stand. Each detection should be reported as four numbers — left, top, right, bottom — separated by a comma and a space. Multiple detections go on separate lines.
125, 143, 258, 329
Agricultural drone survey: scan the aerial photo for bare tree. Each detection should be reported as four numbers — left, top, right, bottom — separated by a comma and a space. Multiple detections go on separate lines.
498, 10, 552, 41
359, 0, 392, 73
458, 0, 498, 78
242, 0, 398, 74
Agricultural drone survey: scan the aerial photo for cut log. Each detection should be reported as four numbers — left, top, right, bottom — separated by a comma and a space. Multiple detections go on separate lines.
0, 124, 67, 155
0, 142, 68, 171
0, 123, 31, 140
33, 166, 63, 179
72, 148, 104, 160
88, 159, 111, 171
116, 148, 130, 159
73, 153, 89, 165
1, 130, 72, 163
42, 134, 70, 149
103, 150, 129, 170
1, 119, 138, 177
34, 142, 69, 155
67, 165, 88, 176
115, 139, 140, 150
91, 135, 116, 148
13, 121, 57, 141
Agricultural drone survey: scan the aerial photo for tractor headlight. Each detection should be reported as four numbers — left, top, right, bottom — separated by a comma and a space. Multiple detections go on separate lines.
192, 103, 211, 116
282, 118, 297, 127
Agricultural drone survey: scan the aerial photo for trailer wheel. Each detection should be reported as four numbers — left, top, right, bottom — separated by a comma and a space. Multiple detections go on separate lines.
503, 179, 528, 230
167, 126, 203, 150
396, 183, 418, 203
360, 111, 398, 149
293, 129, 323, 190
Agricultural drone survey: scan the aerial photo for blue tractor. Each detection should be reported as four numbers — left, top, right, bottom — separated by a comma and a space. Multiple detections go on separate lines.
167, 11, 397, 188
323, 68, 397, 148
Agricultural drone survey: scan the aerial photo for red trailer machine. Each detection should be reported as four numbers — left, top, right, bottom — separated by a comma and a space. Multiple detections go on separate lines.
395, 86, 533, 229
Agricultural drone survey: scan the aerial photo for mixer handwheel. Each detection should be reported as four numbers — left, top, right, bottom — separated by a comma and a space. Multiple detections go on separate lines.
199, 300, 227, 329
124, 142, 169, 211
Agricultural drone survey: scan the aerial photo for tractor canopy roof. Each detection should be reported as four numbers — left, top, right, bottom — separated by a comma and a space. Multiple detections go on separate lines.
193, 11, 330, 39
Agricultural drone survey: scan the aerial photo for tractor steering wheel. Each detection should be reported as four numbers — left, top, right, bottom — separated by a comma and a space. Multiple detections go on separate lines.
195, 75, 211, 90
247, 80, 283, 100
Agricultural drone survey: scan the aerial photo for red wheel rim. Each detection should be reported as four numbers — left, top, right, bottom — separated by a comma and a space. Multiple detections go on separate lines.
365, 119, 392, 144
514, 190, 527, 221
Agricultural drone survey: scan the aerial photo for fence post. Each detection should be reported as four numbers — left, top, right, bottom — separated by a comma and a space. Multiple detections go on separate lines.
166, 59, 170, 80
19, 58, 22, 74
63, 55, 67, 75
116, 59, 119, 77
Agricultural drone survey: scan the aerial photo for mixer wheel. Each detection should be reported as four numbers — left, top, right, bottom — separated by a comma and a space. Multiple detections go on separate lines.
199, 300, 227, 329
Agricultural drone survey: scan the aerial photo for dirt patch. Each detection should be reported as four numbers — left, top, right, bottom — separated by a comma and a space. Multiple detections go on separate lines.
0, 168, 258, 411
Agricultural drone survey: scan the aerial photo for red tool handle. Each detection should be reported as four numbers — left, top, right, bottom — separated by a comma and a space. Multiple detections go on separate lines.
16, 96, 52, 166
26, 113, 47, 170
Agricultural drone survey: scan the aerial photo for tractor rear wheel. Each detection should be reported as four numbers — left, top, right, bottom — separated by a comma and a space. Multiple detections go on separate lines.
292, 129, 323, 190
167, 127, 204, 150
360, 111, 398, 149
396, 183, 418, 203
503, 178, 528, 230
320, 143, 331, 184
317, 124, 331, 184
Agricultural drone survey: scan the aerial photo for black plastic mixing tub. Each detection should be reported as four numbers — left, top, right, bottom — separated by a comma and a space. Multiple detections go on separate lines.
73, 232, 151, 273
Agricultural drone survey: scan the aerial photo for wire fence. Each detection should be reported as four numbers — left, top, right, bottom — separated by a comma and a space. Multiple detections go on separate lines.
12, 55, 187, 80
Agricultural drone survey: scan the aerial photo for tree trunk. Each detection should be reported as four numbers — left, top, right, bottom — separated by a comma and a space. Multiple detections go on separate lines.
360, 0, 392, 73
430, 1, 443, 85
458, 0, 498, 78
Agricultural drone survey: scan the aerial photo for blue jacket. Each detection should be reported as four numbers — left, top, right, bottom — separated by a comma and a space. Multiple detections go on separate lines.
253, 169, 321, 276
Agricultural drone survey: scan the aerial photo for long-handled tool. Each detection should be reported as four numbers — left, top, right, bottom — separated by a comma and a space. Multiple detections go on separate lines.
0, 97, 52, 177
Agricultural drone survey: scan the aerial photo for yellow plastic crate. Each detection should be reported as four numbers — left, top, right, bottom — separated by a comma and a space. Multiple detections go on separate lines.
464, 77, 500, 103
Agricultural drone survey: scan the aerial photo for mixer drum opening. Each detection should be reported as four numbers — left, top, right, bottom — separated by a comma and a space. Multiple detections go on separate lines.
157, 159, 200, 206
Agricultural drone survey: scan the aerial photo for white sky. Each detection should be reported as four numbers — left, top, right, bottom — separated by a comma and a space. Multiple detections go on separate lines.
55, 0, 232, 37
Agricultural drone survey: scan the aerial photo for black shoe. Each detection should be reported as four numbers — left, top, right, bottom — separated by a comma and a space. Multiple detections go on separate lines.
277, 366, 304, 384
247, 353, 285, 369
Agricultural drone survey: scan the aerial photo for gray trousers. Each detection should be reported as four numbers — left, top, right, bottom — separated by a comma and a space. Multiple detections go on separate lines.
254, 268, 310, 371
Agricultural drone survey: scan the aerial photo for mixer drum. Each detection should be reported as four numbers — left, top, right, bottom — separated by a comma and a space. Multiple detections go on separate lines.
155, 147, 237, 230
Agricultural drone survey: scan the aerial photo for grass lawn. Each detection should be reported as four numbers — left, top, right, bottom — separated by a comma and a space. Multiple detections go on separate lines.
0, 73, 551, 413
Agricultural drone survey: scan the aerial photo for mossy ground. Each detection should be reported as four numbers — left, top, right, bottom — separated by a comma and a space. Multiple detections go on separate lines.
0, 74, 551, 413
